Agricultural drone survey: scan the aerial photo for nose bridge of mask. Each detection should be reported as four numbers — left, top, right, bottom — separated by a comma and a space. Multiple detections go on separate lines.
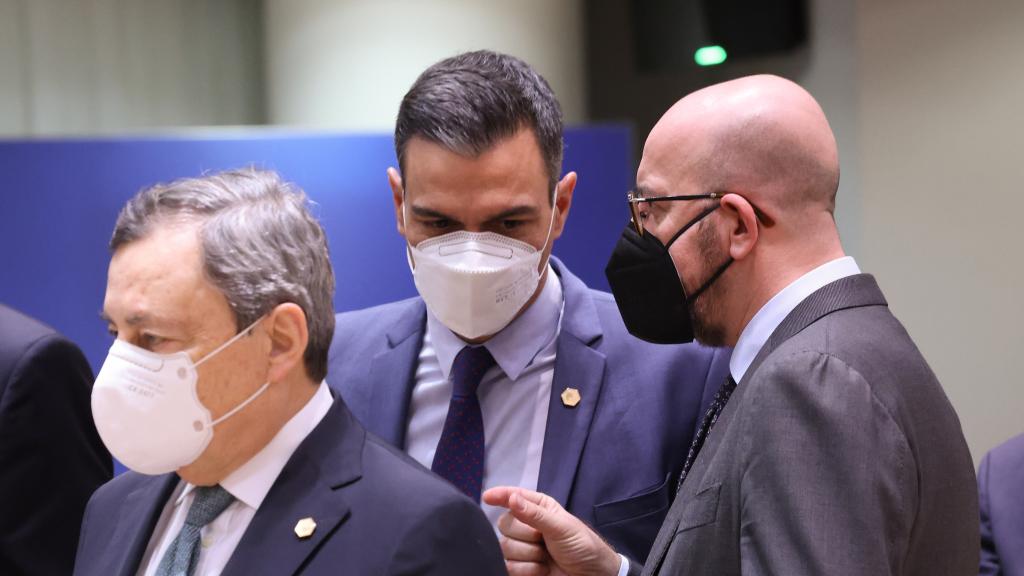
402, 186, 559, 259
108, 339, 172, 371
437, 237, 516, 259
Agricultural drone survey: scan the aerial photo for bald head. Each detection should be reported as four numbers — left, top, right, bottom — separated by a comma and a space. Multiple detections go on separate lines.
643, 75, 839, 215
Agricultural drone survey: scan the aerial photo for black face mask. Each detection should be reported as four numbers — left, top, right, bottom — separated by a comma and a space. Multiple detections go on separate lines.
605, 205, 733, 344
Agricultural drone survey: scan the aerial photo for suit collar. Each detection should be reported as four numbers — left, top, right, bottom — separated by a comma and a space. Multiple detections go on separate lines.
223, 391, 363, 576
368, 300, 427, 446
550, 256, 603, 345
740, 273, 887, 387
730, 257, 860, 382
384, 298, 427, 348
536, 258, 608, 506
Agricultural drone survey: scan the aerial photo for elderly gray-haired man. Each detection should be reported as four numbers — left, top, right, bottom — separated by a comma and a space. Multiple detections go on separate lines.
73, 168, 504, 576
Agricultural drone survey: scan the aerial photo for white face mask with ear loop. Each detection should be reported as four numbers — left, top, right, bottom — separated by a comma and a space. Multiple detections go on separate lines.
403, 187, 559, 340
91, 317, 271, 475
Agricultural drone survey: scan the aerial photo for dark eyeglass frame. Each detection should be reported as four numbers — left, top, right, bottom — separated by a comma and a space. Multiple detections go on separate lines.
626, 191, 773, 236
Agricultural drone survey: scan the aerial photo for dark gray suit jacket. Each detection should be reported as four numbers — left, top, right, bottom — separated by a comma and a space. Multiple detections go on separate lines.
636, 274, 978, 576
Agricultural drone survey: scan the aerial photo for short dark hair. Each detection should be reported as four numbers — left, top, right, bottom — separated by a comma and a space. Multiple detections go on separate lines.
395, 50, 564, 194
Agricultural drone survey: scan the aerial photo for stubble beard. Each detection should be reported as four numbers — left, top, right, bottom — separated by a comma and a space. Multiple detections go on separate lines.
688, 220, 729, 347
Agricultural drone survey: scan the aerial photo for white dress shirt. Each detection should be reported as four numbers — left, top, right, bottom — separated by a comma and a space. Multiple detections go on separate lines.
137, 381, 333, 576
405, 264, 564, 528
617, 256, 861, 576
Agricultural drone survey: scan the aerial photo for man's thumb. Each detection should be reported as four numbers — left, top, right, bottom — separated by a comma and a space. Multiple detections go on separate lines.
508, 490, 565, 538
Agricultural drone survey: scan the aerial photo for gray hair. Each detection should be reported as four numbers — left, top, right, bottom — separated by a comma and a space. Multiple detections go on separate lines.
395, 50, 564, 196
110, 168, 335, 382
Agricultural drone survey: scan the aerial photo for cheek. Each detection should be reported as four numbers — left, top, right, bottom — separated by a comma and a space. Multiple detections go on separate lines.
195, 346, 267, 416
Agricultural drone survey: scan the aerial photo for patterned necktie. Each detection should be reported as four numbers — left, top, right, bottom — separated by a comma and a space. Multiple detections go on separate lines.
155, 484, 236, 576
676, 376, 737, 495
431, 345, 496, 502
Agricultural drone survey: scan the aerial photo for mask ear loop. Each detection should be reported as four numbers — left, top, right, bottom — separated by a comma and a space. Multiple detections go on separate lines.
193, 315, 271, 429
665, 204, 721, 249
534, 186, 560, 272
401, 187, 418, 273
193, 315, 265, 367
209, 381, 271, 427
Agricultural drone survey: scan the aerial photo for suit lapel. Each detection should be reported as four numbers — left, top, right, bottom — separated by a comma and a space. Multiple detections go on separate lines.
536, 260, 607, 507
222, 393, 363, 576
642, 380, 750, 576
108, 474, 179, 576
366, 302, 426, 446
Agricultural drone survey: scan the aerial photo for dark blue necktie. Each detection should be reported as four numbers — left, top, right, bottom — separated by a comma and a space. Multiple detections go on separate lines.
431, 345, 496, 502
677, 375, 737, 494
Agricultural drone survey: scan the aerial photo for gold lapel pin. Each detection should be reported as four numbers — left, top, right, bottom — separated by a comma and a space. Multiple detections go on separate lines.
560, 387, 581, 408
294, 517, 317, 540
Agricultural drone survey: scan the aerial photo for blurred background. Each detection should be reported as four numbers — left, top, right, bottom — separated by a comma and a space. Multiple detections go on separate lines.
0, 0, 1020, 465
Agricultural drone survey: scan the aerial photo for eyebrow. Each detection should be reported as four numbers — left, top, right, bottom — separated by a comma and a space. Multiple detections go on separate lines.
409, 204, 539, 224
99, 310, 181, 329
410, 205, 460, 223
483, 205, 538, 224
634, 185, 655, 199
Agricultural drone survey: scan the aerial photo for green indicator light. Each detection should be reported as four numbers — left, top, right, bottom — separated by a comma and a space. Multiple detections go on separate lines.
694, 45, 727, 66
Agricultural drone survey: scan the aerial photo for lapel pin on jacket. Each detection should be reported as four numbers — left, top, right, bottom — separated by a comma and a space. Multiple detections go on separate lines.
294, 517, 317, 539
560, 387, 581, 408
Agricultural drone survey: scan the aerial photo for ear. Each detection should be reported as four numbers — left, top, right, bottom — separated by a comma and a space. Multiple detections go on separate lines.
550, 171, 577, 240
388, 167, 406, 238
720, 193, 759, 261
264, 303, 309, 383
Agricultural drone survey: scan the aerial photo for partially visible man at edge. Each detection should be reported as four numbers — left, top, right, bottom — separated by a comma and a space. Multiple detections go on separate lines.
0, 304, 112, 574
485, 74, 979, 576
327, 50, 731, 566
73, 169, 504, 576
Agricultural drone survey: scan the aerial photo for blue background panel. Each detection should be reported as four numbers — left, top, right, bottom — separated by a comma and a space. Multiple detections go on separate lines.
0, 126, 634, 372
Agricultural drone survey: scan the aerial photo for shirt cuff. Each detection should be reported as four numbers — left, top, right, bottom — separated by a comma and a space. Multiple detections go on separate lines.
617, 553, 630, 576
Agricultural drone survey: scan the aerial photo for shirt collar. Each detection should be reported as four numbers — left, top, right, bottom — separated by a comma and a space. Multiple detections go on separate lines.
177, 381, 334, 510
729, 257, 861, 383
427, 263, 563, 382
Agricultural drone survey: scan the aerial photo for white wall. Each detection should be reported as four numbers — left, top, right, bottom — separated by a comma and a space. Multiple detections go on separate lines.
263, 0, 586, 130
0, 0, 264, 137
858, 0, 1024, 462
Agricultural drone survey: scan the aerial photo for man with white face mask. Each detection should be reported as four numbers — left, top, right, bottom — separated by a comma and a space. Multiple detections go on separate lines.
327, 50, 731, 566
74, 169, 504, 576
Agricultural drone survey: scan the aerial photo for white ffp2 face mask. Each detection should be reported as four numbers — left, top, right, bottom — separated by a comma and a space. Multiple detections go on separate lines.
405, 194, 557, 340
91, 318, 270, 475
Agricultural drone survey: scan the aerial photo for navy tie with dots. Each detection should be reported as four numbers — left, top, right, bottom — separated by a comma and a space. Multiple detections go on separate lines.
431, 345, 496, 502
676, 375, 737, 495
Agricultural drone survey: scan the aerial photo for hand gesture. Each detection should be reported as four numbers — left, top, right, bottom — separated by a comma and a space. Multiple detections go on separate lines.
483, 486, 622, 576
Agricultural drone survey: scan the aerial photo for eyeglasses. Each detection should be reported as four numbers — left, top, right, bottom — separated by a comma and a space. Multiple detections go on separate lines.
626, 191, 773, 236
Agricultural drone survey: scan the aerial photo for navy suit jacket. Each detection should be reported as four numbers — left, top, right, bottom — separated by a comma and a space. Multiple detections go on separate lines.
327, 257, 731, 563
0, 304, 112, 575
980, 432, 1024, 576
73, 392, 505, 576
